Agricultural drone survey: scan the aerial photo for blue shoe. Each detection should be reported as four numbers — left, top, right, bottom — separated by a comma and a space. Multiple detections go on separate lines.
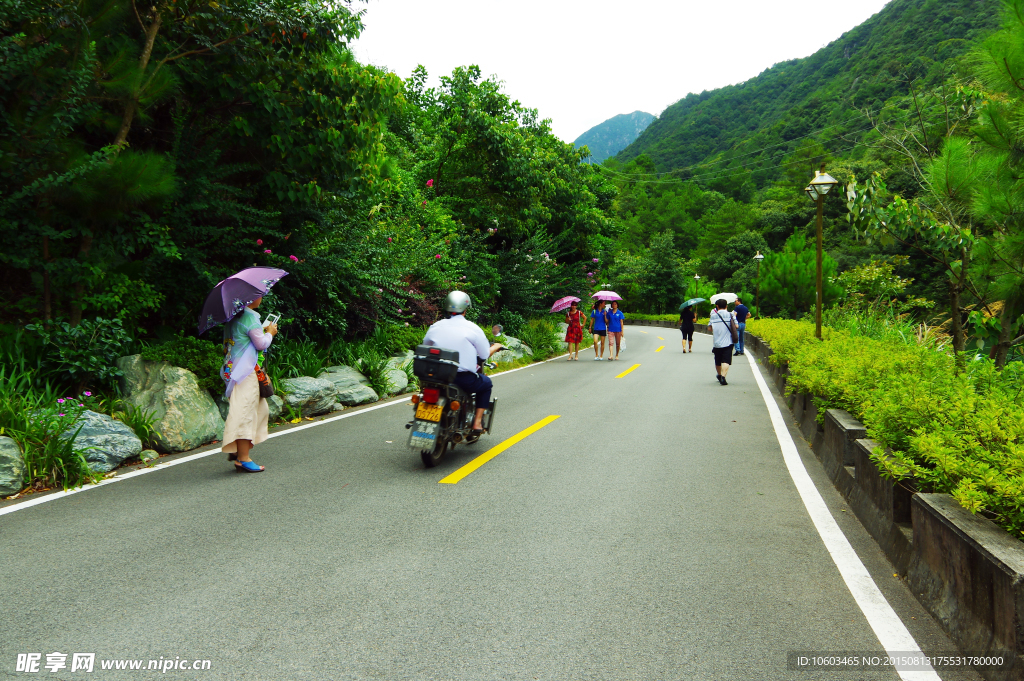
236, 460, 264, 473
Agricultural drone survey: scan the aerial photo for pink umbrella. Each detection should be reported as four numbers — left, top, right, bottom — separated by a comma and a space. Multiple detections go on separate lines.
591, 291, 622, 301
550, 296, 581, 313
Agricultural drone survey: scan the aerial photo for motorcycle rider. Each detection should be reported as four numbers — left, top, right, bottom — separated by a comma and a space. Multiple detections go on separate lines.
422, 291, 503, 434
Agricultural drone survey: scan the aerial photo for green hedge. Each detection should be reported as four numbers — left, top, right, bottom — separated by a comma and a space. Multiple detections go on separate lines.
747, 318, 1024, 539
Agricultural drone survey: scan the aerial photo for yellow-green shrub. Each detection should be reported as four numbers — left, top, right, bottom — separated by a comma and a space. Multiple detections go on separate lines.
748, 318, 1024, 539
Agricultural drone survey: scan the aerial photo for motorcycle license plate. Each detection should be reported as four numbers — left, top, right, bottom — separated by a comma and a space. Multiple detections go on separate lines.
415, 403, 443, 422
409, 420, 438, 449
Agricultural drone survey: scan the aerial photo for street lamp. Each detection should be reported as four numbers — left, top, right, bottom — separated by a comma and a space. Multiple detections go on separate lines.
805, 164, 838, 339
753, 251, 764, 317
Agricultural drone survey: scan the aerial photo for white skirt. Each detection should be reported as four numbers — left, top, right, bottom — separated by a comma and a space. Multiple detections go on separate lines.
221, 371, 269, 453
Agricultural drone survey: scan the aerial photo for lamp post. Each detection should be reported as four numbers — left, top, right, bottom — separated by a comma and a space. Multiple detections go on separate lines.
805, 163, 839, 340
753, 251, 764, 317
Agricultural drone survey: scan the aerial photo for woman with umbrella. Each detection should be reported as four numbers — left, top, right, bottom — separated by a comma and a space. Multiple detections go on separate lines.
678, 297, 704, 353
564, 300, 584, 360
199, 267, 287, 473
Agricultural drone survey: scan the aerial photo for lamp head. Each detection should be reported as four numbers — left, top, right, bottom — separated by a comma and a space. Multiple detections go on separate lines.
754, 251, 764, 262
809, 170, 839, 197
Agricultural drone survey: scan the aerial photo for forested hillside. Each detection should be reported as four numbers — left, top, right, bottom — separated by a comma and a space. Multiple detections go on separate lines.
616, 0, 1001, 189
574, 111, 655, 163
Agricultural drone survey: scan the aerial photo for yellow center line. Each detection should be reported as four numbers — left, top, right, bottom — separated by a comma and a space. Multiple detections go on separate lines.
657, 336, 664, 340
639, 331, 648, 334
439, 415, 561, 484
655, 346, 665, 352
615, 363, 641, 378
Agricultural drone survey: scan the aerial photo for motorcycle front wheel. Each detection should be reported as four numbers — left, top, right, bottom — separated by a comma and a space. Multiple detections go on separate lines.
420, 434, 448, 468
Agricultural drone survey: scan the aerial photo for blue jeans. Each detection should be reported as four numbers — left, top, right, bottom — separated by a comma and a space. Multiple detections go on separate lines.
736, 323, 746, 353
454, 371, 492, 408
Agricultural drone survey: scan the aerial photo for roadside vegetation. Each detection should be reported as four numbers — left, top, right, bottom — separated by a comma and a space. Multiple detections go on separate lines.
749, 307, 1024, 539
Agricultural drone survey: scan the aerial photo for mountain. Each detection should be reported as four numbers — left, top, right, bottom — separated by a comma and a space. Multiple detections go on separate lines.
574, 111, 656, 163
615, 0, 1001, 186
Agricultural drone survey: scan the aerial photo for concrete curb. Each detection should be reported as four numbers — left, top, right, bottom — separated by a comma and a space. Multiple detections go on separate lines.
737, 328, 1024, 681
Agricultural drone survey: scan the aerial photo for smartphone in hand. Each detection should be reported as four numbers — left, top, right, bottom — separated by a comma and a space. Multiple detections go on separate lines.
262, 313, 280, 328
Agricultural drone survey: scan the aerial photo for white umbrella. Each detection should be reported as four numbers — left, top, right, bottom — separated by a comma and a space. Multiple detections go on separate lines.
710, 292, 737, 304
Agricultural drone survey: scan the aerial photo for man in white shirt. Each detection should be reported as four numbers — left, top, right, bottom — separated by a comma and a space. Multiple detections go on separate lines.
707, 298, 737, 385
422, 291, 503, 432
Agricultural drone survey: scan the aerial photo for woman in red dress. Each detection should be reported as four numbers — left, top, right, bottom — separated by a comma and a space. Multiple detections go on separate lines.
564, 300, 584, 360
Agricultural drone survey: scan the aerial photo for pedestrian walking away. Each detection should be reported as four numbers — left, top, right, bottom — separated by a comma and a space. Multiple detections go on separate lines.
679, 305, 695, 353
708, 299, 737, 385
733, 296, 752, 355
589, 300, 608, 360
221, 296, 278, 471
564, 301, 584, 360
606, 301, 625, 360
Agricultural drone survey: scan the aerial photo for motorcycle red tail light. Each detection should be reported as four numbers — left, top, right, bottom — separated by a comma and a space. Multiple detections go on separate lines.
423, 388, 440, 404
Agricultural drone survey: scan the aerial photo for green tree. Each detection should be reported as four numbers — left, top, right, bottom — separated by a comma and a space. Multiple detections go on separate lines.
760, 234, 842, 317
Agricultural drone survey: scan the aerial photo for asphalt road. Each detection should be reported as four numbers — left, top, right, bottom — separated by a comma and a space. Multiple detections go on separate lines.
0, 328, 982, 680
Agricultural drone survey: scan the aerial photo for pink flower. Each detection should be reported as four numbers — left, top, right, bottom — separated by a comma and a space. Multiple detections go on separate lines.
289, 255, 298, 262
426, 179, 434, 188
58, 413, 65, 417
378, 288, 383, 292
397, 308, 402, 313
587, 272, 594, 276
387, 237, 392, 243
434, 254, 441, 259
78, 404, 84, 407
257, 239, 263, 245
592, 258, 598, 262
57, 398, 65, 404
84, 392, 91, 397
422, 201, 427, 207
264, 249, 272, 254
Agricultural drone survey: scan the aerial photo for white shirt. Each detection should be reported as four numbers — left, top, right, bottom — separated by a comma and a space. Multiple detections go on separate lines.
422, 315, 490, 373
709, 309, 736, 348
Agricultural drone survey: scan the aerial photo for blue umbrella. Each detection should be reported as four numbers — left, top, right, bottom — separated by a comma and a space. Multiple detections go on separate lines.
679, 297, 706, 311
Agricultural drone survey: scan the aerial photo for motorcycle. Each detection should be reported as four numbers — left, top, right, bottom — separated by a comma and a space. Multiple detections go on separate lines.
406, 344, 497, 468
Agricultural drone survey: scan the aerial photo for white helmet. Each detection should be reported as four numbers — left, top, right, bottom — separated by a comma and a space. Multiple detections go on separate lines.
444, 290, 472, 313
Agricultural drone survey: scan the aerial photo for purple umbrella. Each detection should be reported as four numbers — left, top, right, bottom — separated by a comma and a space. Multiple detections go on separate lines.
591, 291, 622, 301
550, 296, 581, 313
198, 267, 289, 334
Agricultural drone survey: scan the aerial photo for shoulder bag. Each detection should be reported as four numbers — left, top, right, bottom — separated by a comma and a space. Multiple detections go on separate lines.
715, 310, 738, 344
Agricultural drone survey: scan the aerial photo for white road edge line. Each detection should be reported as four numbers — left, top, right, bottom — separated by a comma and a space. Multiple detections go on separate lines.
745, 353, 939, 681
0, 355, 559, 518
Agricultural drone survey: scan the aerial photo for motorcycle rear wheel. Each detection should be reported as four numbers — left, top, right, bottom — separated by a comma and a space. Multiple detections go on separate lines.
420, 435, 448, 468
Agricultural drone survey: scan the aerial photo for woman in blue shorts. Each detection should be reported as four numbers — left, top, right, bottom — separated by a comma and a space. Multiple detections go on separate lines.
606, 300, 625, 360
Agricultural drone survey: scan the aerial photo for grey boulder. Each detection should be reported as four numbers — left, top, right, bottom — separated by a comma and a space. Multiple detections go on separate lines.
0, 436, 24, 496
385, 368, 409, 395
493, 335, 533, 363
280, 376, 336, 416
63, 410, 143, 473
117, 355, 224, 453
318, 365, 370, 392
334, 383, 379, 406
267, 395, 285, 421
318, 365, 378, 405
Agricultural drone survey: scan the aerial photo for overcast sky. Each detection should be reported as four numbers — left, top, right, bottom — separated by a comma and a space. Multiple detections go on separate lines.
351, 0, 892, 144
